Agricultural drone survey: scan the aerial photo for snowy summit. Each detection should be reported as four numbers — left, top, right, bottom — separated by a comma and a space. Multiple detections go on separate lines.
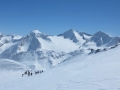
32, 30, 42, 34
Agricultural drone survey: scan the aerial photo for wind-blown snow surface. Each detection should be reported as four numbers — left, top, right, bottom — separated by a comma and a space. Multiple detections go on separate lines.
0, 45, 120, 90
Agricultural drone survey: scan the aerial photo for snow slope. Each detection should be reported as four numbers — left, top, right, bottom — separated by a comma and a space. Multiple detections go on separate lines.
0, 59, 29, 70
48, 36, 80, 52
0, 45, 120, 90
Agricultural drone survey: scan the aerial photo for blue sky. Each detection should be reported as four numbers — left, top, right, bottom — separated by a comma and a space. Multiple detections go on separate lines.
0, 0, 120, 36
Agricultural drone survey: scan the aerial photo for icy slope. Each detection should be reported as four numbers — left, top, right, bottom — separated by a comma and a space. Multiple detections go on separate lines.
0, 45, 120, 90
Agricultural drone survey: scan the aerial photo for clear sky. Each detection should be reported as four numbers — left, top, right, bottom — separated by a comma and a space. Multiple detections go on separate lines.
0, 0, 120, 36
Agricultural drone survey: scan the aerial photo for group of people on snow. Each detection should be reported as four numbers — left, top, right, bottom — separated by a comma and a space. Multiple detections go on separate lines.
22, 70, 44, 77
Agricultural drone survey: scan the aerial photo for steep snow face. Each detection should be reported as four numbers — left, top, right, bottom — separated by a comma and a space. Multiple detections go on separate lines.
18, 36, 31, 52
0, 34, 22, 54
73, 30, 85, 44
107, 37, 120, 46
29, 30, 50, 41
58, 29, 92, 46
91, 31, 112, 46
2, 34, 41, 54
16, 30, 51, 52
0, 42, 16, 54
58, 29, 85, 43
79, 32, 92, 40
90, 31, 120, 47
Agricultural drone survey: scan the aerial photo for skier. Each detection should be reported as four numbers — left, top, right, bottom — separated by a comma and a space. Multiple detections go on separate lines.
24, 70, 28, 75
28, 71, 30, 76
31, 73, 32, 76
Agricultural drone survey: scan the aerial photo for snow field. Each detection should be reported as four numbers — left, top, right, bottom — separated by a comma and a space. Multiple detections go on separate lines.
0, 45, 120, 90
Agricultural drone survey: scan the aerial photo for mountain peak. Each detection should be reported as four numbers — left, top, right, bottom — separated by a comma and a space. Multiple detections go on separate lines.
90, 31, 114, 46
96, 31, 104, 33
58, 29, 86, 43
29, 30, 43, 37
68, 29, 75, 32
28, 30, 51, 42
58, 29, 76, 35
95, 31, 109, 36
31, 30, 41, 34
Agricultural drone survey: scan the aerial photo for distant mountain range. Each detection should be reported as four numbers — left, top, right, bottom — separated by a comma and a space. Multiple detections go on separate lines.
0, 29, 120, 70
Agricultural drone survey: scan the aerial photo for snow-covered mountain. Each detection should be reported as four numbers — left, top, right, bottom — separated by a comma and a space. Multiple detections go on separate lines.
0, 30, 120, 70
58, 29, 91, 44
0, 33, 22, 54
0, 29, 120, 90
90, 31, 120, 47
0, 42, 120, 90
18, 30, 51, 52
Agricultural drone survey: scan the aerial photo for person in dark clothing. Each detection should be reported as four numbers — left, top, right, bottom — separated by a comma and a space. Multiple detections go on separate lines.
28, 71, 30, 76
24, 71, 27, 74
31, 73, 32, 76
